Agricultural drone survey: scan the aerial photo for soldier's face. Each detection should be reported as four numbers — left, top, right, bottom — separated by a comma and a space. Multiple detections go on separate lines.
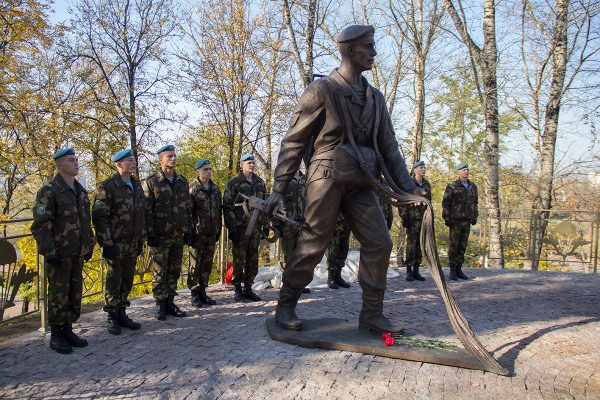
56, 155, 79, 177
116, 156, 136, 174
160, 151, 177, 168
457, 167, 469, 179
414, 165, 426, 178
349, 33, 377, 72
196, 165, 213, 180
241, 160, 255, 174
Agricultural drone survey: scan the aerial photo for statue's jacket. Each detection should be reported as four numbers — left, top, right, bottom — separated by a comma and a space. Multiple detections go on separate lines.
272, 69, 416, 195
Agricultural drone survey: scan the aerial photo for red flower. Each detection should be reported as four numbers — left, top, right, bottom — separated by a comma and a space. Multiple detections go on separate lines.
381, 332, 394, 346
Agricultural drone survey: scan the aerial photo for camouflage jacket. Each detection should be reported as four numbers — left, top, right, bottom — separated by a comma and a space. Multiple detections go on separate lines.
31, 174, 95, 259
223, 171, 267, 232
144, 169, 192, 239
92, 173, 146, 247
442, 179, 478, 223
400, 177, 432, 224
190, 178, 222, 239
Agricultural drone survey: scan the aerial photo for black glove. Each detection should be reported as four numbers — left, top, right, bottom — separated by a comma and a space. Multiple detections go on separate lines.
102, 246, 117, 260
45, 254, 60, 265
471, 219, 477, 226
147, 236, 160, 248
228, 230, 239, 243
137, 241, 144, 256
183, 233, 193, 246
402, 219, 412, 230
84, 250, 94, 261
444, 220, 455, 228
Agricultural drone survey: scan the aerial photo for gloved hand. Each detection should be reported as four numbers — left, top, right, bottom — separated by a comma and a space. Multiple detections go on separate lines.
102, 246, 117, 260
411, 187, 428, 198
471, 219, 477, 226
228, 230, 239, 243
84, 250, 94, 261
183, 233, 193, 246
265, 191, 284, 216
147, 236, 160, 248
445, 220, 455, 228
402, 219, 412, 230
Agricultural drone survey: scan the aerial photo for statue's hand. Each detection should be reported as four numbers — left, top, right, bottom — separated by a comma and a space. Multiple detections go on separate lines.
410, 187, 428, 206
265, 191, 284, 216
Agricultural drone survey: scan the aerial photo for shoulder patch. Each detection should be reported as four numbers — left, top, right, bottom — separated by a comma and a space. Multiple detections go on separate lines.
36, 204, 47, 214
94, 200, 103, 209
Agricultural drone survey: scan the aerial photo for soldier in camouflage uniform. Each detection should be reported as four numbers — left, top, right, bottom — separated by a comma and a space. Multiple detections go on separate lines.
31, 148, 95, 354
223, 153, 266, 302
92, 149, 145, 334
145, 144, 192, 320
188, 159, 222, 307
442, 162, 478, 281
400, 161, 432, 282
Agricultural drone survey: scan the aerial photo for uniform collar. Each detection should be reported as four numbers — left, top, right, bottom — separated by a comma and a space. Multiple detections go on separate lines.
159, 169, 181, 183
237, 170, 257, 182
330, 69, 373, 105
113, 173, 136, 187
54, 173, 85, 193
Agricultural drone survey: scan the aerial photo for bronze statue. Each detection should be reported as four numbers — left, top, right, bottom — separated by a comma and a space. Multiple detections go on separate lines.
265, 25, 426, 334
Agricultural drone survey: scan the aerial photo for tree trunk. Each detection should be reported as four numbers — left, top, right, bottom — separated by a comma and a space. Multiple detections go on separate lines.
410, 55, 426, 165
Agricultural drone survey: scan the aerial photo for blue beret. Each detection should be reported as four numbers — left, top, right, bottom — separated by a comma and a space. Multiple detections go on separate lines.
412, 160, 425, 169
195, 159, 210, 169
111, 148, 134, 163
240, 153, 255, 162
53, 148, 75, 160
456, 162, 469, 170
336, 25, 375, 43
156, 144, 175, 154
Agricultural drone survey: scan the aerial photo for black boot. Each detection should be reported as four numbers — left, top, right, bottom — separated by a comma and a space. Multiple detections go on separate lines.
358, 291, 404, 334
334, 268, 351, 288
118, 308, 141, 330
449, 266, 458, 281
412, 265, 426, 281
167, 296, 187, 317
107, 312, 122, 335
49, 325, 72, 354
191, 294, 203, 308
199, 285, 217, 306
156, 301, 167, 321
64, 323, 88, 347
406, 265, 414, 281
243, 284, 262, 302
327, 269, 338, 289
275, 286, 303, 330
234, 284, 245, 302
456, 265, 469, 280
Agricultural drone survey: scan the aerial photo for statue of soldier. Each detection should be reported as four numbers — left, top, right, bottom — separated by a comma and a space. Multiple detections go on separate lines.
400, 160, 432, 282
188, 159, 222, 307
144, 145, 192, 320
326, 214, 351, 289
92, 149, 145, 334
31, 148, 95, 354
223, 154, 266, 302
442, 162, 478, 281
265, 25, 426, 333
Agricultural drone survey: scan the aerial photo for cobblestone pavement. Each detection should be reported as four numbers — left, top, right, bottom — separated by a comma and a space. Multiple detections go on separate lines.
1, 268, 599, 399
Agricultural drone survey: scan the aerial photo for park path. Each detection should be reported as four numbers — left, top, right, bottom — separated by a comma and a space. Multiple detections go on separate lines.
0, 268, 599, 399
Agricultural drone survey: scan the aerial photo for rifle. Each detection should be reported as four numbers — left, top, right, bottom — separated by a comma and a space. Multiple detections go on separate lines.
234, 193, 318, 242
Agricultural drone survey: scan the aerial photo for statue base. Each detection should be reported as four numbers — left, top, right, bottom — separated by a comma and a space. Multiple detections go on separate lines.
266, 318, 491, 372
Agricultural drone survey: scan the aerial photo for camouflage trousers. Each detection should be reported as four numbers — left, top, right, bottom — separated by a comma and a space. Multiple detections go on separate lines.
404, 219, 423, 268
104, 242, 139, 312
326, 219, 351, 272
188, 234, 216, 296
46, 255, 83, 326
231, 231, 260, 286
448, 221, 471, 269
279, 225, 302, 266
150, 239, 183, 301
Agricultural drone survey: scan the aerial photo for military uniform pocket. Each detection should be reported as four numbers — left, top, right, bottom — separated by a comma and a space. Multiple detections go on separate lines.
307, 160, 333, 186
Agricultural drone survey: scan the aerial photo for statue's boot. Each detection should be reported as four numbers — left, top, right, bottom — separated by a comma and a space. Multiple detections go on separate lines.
456, 265, 469, 280
275, 286, 303, 331
334, 268, 351, 288
358, 291, 404, 334
412, 265, 426, 281
405, 265, 414, 281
